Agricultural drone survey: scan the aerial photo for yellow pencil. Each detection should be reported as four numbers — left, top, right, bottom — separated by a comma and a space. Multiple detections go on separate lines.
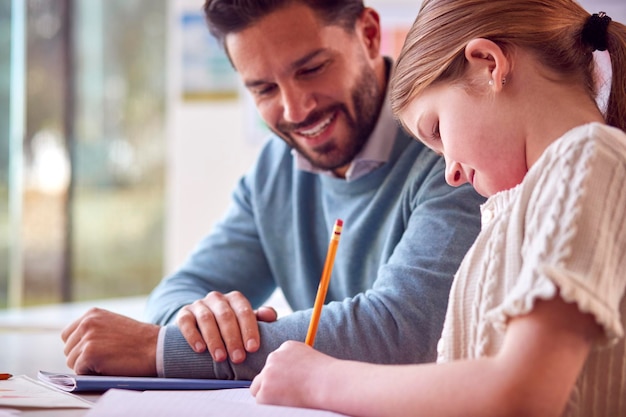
305, 219, 343, 347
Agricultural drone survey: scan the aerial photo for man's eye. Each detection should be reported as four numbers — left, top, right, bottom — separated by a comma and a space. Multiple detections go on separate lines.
300, 62, 325, 76
254, 85, 276, 96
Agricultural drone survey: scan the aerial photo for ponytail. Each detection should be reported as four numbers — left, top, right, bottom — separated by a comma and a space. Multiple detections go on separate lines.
602, 17, 626, 131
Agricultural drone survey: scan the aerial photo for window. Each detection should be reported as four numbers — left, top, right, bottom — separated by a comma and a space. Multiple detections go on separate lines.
1, 0, 167, 308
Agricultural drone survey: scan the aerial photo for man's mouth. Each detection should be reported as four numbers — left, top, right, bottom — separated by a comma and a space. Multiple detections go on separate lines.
294, 112, 337, 138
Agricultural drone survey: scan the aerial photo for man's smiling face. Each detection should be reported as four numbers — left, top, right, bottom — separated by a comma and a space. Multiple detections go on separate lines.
226, 3, 383, 177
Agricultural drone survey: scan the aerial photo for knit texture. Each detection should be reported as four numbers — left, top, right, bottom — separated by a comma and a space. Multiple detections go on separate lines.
438, 123, 626, 416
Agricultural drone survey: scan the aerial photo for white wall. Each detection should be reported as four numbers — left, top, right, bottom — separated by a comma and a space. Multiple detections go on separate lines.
164, 1, 253, 272
165, 0, 626, 273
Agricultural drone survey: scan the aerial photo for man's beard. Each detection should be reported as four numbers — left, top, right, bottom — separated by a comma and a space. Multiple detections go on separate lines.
272, 64, 383, 172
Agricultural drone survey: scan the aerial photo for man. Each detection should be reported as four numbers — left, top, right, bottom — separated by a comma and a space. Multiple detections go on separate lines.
62, 0, 484, 380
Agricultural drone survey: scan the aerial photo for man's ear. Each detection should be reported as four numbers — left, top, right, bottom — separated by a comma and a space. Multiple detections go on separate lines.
357, 8, 382, 59
464, 38, 510, 91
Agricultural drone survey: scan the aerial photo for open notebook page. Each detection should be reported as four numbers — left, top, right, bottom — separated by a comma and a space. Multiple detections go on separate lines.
85, 388, 349, 417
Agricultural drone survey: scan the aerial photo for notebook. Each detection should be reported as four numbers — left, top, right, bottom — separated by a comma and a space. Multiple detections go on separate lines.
38, 370, 251, 392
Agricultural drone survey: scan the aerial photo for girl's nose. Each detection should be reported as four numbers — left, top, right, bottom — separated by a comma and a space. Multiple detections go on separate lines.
445, 160, 467, 187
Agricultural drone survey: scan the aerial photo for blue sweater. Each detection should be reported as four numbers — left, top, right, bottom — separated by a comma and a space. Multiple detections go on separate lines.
145, 128, 484, 380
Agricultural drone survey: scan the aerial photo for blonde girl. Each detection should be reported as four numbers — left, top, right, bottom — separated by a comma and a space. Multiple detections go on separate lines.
250, 1, 626, 416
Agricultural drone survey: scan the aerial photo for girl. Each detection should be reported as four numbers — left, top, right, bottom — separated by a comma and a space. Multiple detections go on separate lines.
250, 1, 626, 416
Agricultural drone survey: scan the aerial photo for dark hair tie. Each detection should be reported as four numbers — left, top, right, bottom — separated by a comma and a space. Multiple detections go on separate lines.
582, 11, 612, 51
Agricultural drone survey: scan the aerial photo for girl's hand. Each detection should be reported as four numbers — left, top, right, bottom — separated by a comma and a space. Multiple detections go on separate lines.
251, 340, 336, 409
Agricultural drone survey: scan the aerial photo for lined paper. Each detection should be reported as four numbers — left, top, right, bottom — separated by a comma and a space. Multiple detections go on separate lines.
85, 388, 348, 417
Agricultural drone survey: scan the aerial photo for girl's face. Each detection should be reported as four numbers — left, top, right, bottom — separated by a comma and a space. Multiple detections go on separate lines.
398, 82, 528, 197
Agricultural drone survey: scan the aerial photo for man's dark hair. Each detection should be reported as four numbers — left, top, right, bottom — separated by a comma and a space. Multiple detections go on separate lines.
203, 0, 365, 48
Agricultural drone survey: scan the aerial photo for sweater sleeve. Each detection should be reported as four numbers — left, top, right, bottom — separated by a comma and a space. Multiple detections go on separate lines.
159, 153, 485, 380
144, 145, 278, 326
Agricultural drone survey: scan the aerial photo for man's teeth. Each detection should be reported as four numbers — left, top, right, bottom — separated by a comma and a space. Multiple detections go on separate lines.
297, 114, 334, 137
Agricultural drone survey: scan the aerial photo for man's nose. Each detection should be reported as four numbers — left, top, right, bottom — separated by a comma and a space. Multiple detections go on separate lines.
281, 83, 316, 123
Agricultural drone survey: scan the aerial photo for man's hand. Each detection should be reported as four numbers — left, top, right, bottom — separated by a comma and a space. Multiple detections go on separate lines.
62, 308, 160, 376
176, 291, 278, 364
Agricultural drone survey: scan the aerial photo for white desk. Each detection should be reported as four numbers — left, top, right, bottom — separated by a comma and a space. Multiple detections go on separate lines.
0, 291, 292, 416
0, 297, 147, 416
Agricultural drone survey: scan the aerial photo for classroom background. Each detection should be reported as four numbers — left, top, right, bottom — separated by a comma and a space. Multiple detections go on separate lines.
1, 0, 624, 310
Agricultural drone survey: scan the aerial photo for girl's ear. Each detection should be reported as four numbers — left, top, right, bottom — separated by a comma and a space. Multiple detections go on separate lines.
464, 38, 510, 91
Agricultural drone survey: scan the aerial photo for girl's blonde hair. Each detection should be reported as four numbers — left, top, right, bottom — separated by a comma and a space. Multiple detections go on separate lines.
390, 0, 626, 131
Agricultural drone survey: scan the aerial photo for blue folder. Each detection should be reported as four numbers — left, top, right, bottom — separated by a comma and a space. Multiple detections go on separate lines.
38, 370, 251, 392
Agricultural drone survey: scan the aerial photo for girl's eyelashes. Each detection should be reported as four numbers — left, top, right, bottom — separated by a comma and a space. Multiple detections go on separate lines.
431, 122, 441, 140
429, 122, 444, 156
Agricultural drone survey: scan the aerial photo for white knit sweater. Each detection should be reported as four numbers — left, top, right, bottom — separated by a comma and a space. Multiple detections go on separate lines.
437, 123, 626, 416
